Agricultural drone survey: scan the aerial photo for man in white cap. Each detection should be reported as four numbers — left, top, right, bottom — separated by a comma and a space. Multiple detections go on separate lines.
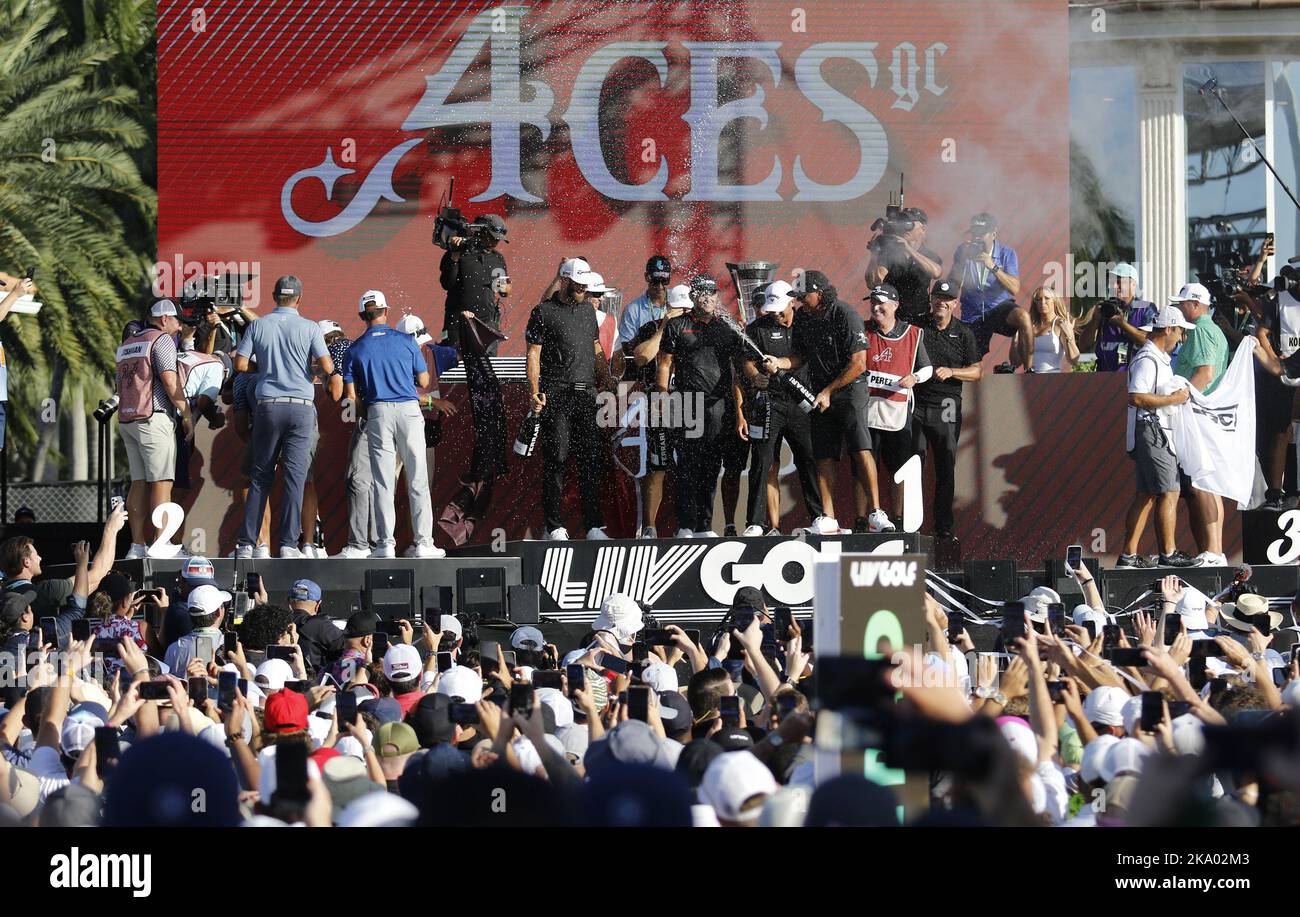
114, 300, 194, 558
1171, 282, 1230, 566
735, 280, 823, 535
1117, 306, 1200, 569
1095, 263, 1154, 373
525, 258, 612, 540
342, 291, 443, 558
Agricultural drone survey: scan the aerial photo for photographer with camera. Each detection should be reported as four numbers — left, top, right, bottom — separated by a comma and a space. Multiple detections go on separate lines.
526, 259, 612, 540
438, 214, 508, 350
1093, 264, 1154, 372
1251, 253, 1299, 509
866, 207, 943, 326
114, 300, 194, 559
949, 213, 1029, 363
0, 272, 35, 452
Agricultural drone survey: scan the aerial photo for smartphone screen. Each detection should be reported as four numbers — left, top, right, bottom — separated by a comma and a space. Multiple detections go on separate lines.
773, 607, 793, 642
224, 631, 238, 655
631, 642, 648, 663
275, 742, 310, 803
146, 602, 164, 630
628, 685, 650, 722
684, 629, 701, 647
947, 611, 966, 642
502, 650, 516, 667
642, 629, 674, 646
1066, 544, 1083, 572
437, 651, 453, 673
71, 619, 91, 642
91, 637, 120, 657
1047, 680, 1067, 702
1102, 625, 1122, 651
94, 727, 120, 779
336, 691, 358, 727
195, 635, 215, 665
1140, 691, 1163, 732
218, 670, 237, 712
480, 641, 500, 663
40, 617, 57, 647
566, 663, 585, 698
285, 680, 311, 695
451, 702, 480, 725
1000, 603, 1026, 645
775, 693, 799, 720
266, 644, 295, 663
1047, 603, 1066, 637
532, 670, 562, 690
372, 631, 389, 656
509, 683, 534, 714
1107, 647, 1146, 667
1082, 620, 1097, 642
719, 695, 741, 727
137, 680, 171, 701
1168, 700, 1193, 719
188, 676, 208, 706
246, 572, 262, 595
599, 653, 628, 675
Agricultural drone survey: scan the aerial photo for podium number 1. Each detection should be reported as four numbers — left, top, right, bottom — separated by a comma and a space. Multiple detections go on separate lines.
893, 454, 923, 534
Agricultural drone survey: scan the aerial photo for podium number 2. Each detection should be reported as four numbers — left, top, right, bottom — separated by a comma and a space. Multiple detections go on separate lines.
1266, 510, 1300, 565
893, 454, 923, 534
148, 502, 185, 558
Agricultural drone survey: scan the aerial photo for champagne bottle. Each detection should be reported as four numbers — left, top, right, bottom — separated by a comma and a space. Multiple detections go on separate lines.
514, 410, 541, 457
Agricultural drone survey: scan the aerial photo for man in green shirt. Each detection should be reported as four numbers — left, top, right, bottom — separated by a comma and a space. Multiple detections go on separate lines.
1172, 283, 1229, 566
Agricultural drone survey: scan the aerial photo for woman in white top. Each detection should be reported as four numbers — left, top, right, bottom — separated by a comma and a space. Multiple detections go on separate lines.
1013, 286, 1079, 373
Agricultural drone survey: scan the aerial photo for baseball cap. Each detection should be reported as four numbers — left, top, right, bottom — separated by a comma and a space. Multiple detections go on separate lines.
317, 319, 343, 336
1100, 736, 1151, 782
181, 556, 216, 585
761, 280, 796, 313
395, 313, 433, 345
289, 579, 322, 603
437, 665, 483, 703
558, 258, 591, 279
1140, 305, 1197, 331
792, 269, 831, 295
569, 267, 598, 288
1080, 734, 1119, 784
641, 661, 679, 694
274, 275, 303, 299
536, 687, 574, 729
968, 212, 998, 232
254, 658, 293, 693
900, 206, 929, 225
865, 283, 899, 303
60, 718, 98, 756
510, 625, 545, 651
358, 289, 388, 313
732, 586, 765, 613
359, 697, 402, 725
1109, 263, 1139, 281
344, 611, 378, 638
323, 754, 385, 821
657, 690, 691, 728
711, 725, 754, 751
473, 213, 508, 241
99, 571, 135, 605
997, 716, 1037, 766
584, 272, 611, 295
0, 590, 33, 628
382, 643, 421, 681
666, 284, 692, 310
646, 255, 671, 280
698, 749, 777, 823
150, 299, 178, 317
373, 721, 420, 759
1083, 685, 1128, 727
187, 583, 232, 615
263, 690, 309, 733
689, 275, 718, 296
1168, 282, 1211, 306
931, 279, 959, 300
40, 783, 102, 828
408, 693, 457, 747
439, 614, 463, 639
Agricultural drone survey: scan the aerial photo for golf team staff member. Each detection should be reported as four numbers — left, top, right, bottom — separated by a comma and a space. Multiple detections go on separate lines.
526, 258, 611, 541
439, 213, 508, 350
234, 275, 332, 559
343, 290, 444, 559
914, 280, 982, 539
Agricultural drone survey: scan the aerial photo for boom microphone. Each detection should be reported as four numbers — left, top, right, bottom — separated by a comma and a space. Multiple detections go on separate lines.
1198, 76, 1218, 96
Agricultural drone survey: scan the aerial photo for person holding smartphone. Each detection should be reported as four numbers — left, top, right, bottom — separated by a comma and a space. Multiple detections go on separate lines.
162, 584, 231, 675
287, 578, 344, 673
92, 573, 157, 677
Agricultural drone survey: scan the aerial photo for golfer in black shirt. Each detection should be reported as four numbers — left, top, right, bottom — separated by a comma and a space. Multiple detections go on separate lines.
914, 280, 982, 538
657, 276, 744, 537
736, 280, 823, 534
525, 259, 611, 540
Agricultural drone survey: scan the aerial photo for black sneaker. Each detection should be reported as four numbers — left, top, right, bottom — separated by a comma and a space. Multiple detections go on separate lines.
724, 524, 738, 538
1265, 488, 1287, 510
852, 516, 871, 534
1158, 551, 1203, 568
1116, 553, 1154, 569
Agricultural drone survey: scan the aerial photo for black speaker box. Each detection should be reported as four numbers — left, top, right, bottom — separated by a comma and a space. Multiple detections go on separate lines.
508, 584, 540, 624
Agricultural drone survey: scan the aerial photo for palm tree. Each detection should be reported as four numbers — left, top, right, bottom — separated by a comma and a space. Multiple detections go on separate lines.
0, 0, 156, 477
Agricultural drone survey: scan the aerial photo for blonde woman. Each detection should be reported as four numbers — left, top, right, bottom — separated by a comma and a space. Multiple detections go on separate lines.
1012, 287, 1079, 373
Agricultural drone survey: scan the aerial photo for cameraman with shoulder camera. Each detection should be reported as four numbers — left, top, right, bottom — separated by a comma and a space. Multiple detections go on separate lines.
1094, 263, 1154, 372
439, 214, 508, 350
949, 213, 1030, 364
115, 300, 194, 559
866, 207, 943, 326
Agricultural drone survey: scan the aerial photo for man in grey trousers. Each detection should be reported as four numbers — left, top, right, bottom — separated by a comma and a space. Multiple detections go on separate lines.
233, 276, 333, 558
342, 290, 444, 558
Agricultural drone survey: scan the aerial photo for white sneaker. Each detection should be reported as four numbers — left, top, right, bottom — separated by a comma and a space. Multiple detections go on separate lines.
234, 544, 254, 560
312, 545, 329, 559
694, 530, 718, 538
800, 515, 840, 536
867, 509, 896, 534
742, 524, 765, 536
1194, 551, 1227, 566
124, 543, 148, 560
405, 541, 446, 558
638, 526, 657, 539
336, 545, 371, 559
280, 545, 305, 559
674, 528, 695, 539
253, 544, 271, 559
546, 528, 570, 541
586, 526, 611, 540
370, 545, 396, 558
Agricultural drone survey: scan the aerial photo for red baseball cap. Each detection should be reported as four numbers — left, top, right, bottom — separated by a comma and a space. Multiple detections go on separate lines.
263, 690, 309, 733
310, 746, 342, 771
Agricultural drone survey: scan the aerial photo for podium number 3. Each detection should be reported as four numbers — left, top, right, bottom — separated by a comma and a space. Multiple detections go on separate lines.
148, 502, 185, 558
1266, 510, 1300, 565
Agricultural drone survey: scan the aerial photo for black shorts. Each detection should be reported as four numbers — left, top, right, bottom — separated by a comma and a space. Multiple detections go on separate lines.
870, 423, 914, 472
969, 300, 1023, 356
811, 383, 873, 461
719, 432, 750, 473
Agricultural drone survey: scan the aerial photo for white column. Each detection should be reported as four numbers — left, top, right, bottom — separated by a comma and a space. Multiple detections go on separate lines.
1138, 51, 1187, 302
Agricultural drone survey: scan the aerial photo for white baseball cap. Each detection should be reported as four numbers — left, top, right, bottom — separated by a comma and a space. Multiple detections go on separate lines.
394, 313, 432, 345
1100, 736, 1151, 782
151, 299, 178, 317
358, 289, 388, 313
1168, 282, 1211, 307
699, 750, 778, 824
1080, 735, 1119, 784
558, 258, 591, 279
584, 272, 611, 295
439, 614, 463, 639
437, 665, 483, 703
761, 280, 796, 314
641, 661, 679, 694
569, 268, 598, 288
1083, 685, 1128, 727
317, 319, 343, 335
998, 717, 1037, 766
1140, 305, 1197, 331
382, 643, 421, 680
666, 284, 692, 310
254, 658, 293, 693
535, 687, 574, 729
187, 583, 232, 615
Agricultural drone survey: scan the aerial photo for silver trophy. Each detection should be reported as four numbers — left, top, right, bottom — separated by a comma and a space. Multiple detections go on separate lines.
726, 261, 779, 323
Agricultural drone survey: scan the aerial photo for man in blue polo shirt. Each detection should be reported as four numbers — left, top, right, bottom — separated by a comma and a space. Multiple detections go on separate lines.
343, 290, 444, 559
233, 275, 333, 559
949, 212, 1031, 363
